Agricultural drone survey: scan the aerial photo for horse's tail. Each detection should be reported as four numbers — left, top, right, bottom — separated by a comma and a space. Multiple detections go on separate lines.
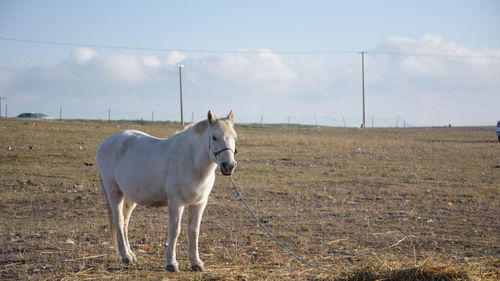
99, 174, 116, 246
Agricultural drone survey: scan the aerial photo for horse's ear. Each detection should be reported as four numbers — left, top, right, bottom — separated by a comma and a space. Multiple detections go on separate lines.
207, 110, 216, 125
227, 110, 234, 124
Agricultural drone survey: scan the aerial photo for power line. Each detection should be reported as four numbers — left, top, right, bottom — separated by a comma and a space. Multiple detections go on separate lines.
0, 36, 355, 55
1, 36, 499, 59
0, 36, 185, 52
370, 50, 500, 60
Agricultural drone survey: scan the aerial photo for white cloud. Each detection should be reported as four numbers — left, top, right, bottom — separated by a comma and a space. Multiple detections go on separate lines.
366, 34, 500, 126
72, 47, 98, 64
256, 49, 296, 81
199, 49, 297, 84
99, 54, 147, 84
1, 35, 499, 126
142, 56, 161, 68
69, 49, 184, 84
165, 51, 187, 66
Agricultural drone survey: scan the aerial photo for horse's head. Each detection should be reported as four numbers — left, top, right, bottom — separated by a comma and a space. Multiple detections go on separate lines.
207, 110, 237, 176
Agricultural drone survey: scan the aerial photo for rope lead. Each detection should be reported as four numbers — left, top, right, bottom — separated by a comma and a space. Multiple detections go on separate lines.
229, 176, 335, 273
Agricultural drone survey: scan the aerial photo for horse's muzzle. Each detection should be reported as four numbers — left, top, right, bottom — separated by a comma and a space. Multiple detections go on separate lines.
220, 161, 236, 176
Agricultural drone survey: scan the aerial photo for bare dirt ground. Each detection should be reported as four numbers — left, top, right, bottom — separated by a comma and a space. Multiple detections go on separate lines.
1, 118, 498, 280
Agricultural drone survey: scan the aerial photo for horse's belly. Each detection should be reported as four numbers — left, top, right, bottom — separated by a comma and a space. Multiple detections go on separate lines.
117, 174, 168, 207
123, 184, 168, 207
135, 196, 168, 207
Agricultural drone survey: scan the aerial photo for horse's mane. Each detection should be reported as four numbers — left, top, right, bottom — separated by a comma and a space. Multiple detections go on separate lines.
174, 119, 209, 136
174, 114, 234, 138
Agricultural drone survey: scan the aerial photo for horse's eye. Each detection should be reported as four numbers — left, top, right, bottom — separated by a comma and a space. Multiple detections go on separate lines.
212, 136, 217, 141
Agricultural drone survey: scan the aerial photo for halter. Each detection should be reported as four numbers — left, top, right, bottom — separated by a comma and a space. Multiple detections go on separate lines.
213, 147, 237, 157
209, 138, 237, 158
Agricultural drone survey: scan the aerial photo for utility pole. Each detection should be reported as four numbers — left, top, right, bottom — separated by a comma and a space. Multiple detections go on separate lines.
0, 97, 6, 118
359, 52, 368, 129
59, 106, 62, 120
178, 64, 184, 126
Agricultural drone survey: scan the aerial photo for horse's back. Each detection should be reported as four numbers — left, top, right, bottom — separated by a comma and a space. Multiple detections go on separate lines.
99, 130, 146, 164
97, 129, 167, 172
97, 130, 170, 206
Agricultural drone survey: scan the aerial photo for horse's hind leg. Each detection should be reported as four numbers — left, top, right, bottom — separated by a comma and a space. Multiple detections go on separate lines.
123, 197, 137, 262
104, 183, 136, 263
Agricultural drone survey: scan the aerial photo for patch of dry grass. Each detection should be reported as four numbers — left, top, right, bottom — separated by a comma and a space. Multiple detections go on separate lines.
0, 118, 498, 280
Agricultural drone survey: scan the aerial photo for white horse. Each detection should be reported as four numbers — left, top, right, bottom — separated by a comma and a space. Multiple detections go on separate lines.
97, 110, 237, 272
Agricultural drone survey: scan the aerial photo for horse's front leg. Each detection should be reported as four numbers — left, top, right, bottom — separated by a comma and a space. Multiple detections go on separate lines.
187, 200, 207, 271
166, 203, 184, 272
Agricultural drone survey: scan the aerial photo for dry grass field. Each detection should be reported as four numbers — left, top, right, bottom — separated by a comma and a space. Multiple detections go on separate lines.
1, 118, 499, 280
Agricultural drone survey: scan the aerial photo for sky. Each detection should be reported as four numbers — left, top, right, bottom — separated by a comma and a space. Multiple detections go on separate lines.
0, 0, 499, 127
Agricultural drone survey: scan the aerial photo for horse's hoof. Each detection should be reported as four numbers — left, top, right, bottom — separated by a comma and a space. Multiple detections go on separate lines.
130, 254, 137, 263
166, 264, 179, 272
191, 264, 204, 272
122, 254, 137, 264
